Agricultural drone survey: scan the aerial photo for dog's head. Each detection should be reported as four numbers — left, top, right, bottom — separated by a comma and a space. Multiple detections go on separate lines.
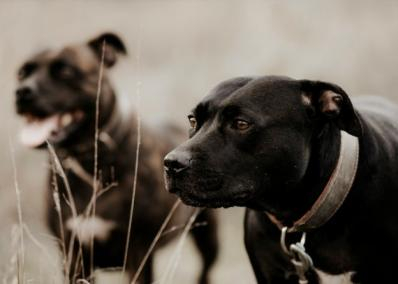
15, 32, 126, 148
164, 76, 361, 209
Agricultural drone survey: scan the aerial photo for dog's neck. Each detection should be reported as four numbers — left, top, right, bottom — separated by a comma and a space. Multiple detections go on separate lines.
54, 97, 128, 164
260, 124, 349, 227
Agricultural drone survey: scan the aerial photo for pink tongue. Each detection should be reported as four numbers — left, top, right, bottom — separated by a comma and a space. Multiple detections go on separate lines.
20, 115, 60, 148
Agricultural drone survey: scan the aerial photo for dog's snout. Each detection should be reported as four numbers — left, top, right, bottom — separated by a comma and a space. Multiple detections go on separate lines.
164, 150, 191, 175
16, 87, 35, 101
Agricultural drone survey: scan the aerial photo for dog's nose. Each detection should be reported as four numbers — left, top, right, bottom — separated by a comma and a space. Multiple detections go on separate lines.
164, 150, 191, 175
16, 87, 35, 101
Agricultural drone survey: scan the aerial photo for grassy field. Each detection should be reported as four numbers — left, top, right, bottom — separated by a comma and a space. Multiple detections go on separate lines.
0, 0, 398, 283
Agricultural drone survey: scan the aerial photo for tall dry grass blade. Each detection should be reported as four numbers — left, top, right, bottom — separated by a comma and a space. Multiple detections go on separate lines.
47, 142, 79, 219
160, 208, 202, 284
8, 139, 25, 284
121, 28, 143, 280
16, 252, 20, 284
160, 221, 207, 237
47, 141, 83, 281
130, 200, 181, 284
78, 182, 118, 219
63, 157, 93, 187
90, 38, 107, 280
73, 249, 84, 283
50, 159, 68, 281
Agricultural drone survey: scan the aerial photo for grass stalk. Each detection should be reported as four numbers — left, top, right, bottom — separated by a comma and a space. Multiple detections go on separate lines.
47, 142, 82, 281
121, 27, 143, 281
130, 200, 181, 284
50, 160, 68, 282
160, 208, 202, 284
90, 39, 107, 279
9, 139, 25, 284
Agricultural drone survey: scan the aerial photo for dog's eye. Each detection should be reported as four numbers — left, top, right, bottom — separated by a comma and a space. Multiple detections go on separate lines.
188, 115, 197, 130
232, 119, 251, 131
51, 61, 77, 80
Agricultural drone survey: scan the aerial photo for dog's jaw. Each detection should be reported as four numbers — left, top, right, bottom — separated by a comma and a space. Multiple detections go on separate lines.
166, 174, 255, 209
176, 190, 252, 209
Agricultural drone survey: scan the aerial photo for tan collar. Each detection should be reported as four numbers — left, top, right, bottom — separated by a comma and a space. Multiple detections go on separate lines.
266, 130, 360, 232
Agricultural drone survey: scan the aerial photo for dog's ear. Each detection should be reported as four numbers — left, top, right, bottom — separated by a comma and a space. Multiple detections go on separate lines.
88, 32, 127, 67
300, 80, 362, 137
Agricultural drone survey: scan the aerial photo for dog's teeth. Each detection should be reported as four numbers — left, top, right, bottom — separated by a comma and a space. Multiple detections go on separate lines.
61, 113, 73, 127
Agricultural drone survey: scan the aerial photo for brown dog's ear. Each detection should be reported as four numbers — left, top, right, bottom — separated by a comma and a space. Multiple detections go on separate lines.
88, 32, 127, 67
300, 80, 362, 137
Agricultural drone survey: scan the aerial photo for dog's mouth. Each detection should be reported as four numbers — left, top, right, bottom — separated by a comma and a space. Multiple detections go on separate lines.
177, 189, 252, 209
20, 110, 85, 148
166, 174, 253, 209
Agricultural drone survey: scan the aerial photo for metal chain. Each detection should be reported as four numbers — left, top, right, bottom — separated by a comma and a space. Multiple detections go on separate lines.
280, 227, 314, 284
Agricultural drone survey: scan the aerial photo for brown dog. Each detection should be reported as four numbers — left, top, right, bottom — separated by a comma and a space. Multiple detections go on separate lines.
15, 33, 218, 283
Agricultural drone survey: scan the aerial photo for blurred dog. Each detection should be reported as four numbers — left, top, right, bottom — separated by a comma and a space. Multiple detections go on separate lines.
15, 33, 218, 284
164, 76, 398, 283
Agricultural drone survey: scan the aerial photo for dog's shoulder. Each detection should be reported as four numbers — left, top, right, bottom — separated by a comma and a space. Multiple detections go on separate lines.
354, 96, 398, 142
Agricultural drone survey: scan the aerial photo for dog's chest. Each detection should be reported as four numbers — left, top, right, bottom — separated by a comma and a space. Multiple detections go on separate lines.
66, 215, 117, 245
307, 231, 356, 283
53, 164, 124, 245
315, 270, 353, 284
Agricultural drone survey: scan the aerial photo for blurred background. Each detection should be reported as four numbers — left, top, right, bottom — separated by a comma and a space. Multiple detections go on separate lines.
1, 0, 398, 283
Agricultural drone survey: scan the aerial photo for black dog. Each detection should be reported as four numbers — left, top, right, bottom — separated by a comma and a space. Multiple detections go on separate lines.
164, 75, 398, 283
15, 33, 218, 283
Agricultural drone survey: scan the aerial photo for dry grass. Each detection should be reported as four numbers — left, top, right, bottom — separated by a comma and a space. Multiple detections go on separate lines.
158, 208, 201, 284
48, 142, 83, 281
9, 139, 25, 283
131, 200, 181, 284
3, 33, 198, 284
121, 36, 143, 280
50, 158, 68, 279
90, 38, 107, 280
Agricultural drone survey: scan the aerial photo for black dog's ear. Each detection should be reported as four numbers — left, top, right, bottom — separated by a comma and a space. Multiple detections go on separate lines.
300, 80, 362, 137
88, 32, 127, 67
